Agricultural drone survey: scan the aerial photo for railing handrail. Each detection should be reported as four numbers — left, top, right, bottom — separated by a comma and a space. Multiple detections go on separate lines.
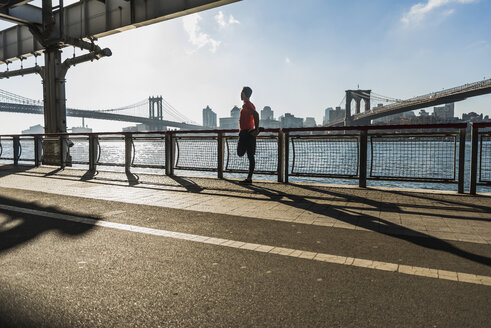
0, 123, 479, 138
0, 131, 168, 138
170, 128, 281, 135
472, 122, 491, 129
0, 128, 286, 138
283, 123, 468, 133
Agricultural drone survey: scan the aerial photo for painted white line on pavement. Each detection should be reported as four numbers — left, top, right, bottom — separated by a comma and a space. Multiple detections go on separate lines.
1, 203, 490, 287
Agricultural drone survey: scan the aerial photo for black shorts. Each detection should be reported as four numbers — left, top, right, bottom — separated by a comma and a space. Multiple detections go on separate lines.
237, 130, 256, 158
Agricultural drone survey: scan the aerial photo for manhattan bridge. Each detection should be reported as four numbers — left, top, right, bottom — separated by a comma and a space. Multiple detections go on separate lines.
0, 89, 201, 130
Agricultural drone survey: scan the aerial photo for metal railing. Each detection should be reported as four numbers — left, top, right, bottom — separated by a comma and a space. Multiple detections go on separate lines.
170, 129, 282, 179
283, 123, 467, 192
470, 122, 491, 194
0, 122, 484, 193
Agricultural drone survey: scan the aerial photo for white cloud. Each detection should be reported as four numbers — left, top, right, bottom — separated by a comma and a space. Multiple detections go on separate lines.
215, 11, 240, 28
401, 0, 476, 26
183, 14, 221, 53
215, 11, 227, 28
285, 57, 291, 64
228, 15, 240, 25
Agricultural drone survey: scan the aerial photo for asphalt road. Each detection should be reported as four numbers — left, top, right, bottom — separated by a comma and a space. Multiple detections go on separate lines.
0, 187, 490, 327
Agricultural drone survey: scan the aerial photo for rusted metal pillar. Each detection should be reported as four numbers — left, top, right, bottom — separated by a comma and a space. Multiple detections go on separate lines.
13, 136, 20, 165
34, 136, 43, 166
89, 134, 98, 171
125, 134, 133, 173
469, 124, 478, 195
359, 130, 368, 188
217, 132, 224, 179
457, 128, 466, 194
165, 132, 175, 176
284, 131, 289, 183
277, 130, 285, 183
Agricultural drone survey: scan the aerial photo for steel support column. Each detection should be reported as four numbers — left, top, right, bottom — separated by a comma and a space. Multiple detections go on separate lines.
277, 130, 285, 183
469, 124, 478, 195
217, 132, 224, 179
457, 128, 466, 194
359, 130, 368, 188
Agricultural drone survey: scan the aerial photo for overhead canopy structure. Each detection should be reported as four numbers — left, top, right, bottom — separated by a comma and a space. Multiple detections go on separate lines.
0, 0, 240, 64
0, 0, 240, 165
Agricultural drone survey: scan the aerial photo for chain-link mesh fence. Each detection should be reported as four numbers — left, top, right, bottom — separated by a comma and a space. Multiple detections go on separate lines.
132, 137, 166, 168
175, 137, 217, 171
289, 135, 359, 177
0, 137, 14, 160
225, 136, 278, 174
370, 134, 456, 180
480, 134, 491, 183
97, 136, 125, 166
18, 137, 34, 162
70, 137, 89, 165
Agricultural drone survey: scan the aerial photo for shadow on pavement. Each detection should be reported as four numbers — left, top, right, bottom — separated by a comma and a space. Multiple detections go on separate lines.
0, 195, 98, 254
125, 171, 140, 186
2, 165, 489, 265
0, 164, 32, 178
238, 182, 491, 267
169, 175, 204, 193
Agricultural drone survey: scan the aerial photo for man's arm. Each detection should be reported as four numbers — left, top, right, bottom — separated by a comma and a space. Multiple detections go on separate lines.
251, 109, 260, 136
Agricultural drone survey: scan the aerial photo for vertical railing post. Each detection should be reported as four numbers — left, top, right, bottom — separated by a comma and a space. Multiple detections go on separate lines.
124, 133, 132, 173
284, 131, 289, 183
89, 134, 98, 171
34, 136, 43, 167
277, 130, 285, 182
457, 127, 466, 194
469, 123, 478, 195
359, 129, 368, 188
59, 135, 66, 169
217, 132, 224, 179
165, 132, 175, 176
13, 136, 20, 165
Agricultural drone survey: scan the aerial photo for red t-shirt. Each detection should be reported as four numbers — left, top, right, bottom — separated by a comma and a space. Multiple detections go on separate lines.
239, 100, 256, 131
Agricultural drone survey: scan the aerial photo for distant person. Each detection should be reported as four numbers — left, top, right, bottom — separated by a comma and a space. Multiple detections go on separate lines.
237, 86, 262, 184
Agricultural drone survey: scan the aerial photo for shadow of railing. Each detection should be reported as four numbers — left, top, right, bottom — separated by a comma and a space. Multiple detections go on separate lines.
2, 164, 490, 266
236, 182, 491, 267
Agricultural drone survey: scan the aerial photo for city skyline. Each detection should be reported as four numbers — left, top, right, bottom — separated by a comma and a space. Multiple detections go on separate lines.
0, 0, 490, 133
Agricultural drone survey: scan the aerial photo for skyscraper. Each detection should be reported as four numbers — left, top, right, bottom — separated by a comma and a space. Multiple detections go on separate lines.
261, 106, 274, 120
202, 105, 217, 128
323, 107, 334, 125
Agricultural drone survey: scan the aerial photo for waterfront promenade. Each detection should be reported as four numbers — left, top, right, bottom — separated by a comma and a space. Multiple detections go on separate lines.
0, 164, 490, 327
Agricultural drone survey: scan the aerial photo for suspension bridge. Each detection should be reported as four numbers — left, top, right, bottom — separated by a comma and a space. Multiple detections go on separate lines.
0, 89, 202, 130
328, 78, 491, 126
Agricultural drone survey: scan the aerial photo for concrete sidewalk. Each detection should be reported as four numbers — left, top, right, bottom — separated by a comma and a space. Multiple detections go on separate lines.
1, 164, 490, 245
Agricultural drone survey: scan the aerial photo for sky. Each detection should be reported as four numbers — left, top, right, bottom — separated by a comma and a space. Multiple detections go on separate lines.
0, 0, 490, 133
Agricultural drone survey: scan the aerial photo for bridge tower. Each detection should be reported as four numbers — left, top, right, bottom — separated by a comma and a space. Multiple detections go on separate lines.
345, 90, 371, 126
149, 96, 163, 120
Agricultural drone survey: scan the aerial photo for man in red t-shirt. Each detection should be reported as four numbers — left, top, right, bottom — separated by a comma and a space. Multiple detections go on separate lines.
237, 86, 261, 184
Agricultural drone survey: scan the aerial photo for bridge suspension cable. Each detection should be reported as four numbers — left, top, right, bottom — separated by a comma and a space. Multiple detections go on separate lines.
0, 89, 42, 105
337, 95, 346, 108
95, 99, 148, 113
161, 97, 197, 124
370, 92, 402, 103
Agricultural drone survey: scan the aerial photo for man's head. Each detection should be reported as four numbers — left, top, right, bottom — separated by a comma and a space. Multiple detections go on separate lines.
241, 86, 252, 100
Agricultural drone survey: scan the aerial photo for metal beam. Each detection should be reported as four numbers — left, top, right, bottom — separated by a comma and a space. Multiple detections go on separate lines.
0, 0, 241, 64
0, 4, 42, 25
